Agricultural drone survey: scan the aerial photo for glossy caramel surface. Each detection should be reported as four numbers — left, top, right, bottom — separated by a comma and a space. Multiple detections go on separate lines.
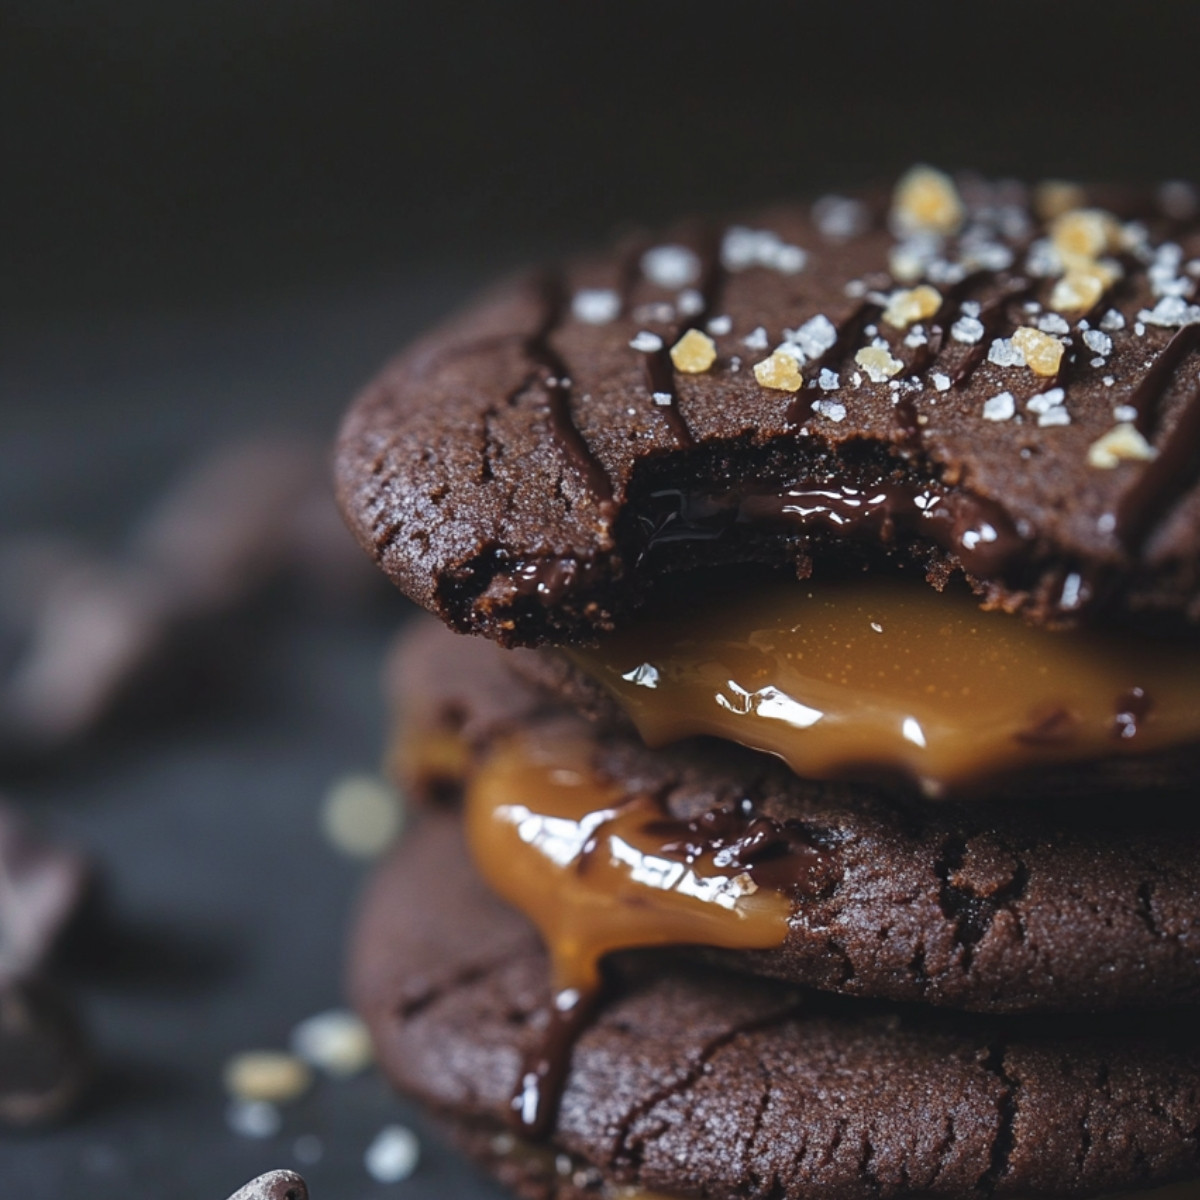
570, 576, 1200, 793
464, 728, 791, 997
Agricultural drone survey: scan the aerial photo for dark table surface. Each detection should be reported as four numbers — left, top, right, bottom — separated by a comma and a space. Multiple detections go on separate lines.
1, 274, 513, 1200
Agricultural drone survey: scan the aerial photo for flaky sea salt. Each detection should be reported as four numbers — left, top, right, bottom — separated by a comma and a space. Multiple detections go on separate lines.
987, 338, 1027, 368
641, 244, 701, 289
951, 316, 985, 345
1038, 407, 1071, 427
1138, 295, 1200, 328
629, 331, 664, 353
571, 288, 620, 325
982, 391, 1016, 421
1037, 313, 1071, 335
1026, 387, 1066, 414
814, 399, 847, 422
784, 313, 838, 360
365, 1125, 421, 1184
813, 194, 870, 239
721, 226, 807, 274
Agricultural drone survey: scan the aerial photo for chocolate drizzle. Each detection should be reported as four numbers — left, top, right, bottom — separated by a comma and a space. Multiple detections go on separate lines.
1117, 325, 1200, 553
646, 799, 838, 897
505, 791, 830, 1138
510, 984, 599, 1138
528, 271, 615, 505
641, 226, 727, 449
1127, 324, 1200, 435
643, 350, 695, 448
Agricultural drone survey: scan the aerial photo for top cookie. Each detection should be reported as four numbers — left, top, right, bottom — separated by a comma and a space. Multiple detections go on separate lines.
337, 168, 1200, 646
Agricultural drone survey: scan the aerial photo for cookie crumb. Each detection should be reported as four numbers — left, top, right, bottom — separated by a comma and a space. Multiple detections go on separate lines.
1012, 327, 1065, 377
226, 1099, 283, 1140
365, 1125, 421, 1184
854, 345, 903, 383
670, 329, 718, 373
753, 351, 804, 392
1088, 423, 1158, 468
224, 1052, 312, 1105
293, 1134, 323, 1166
290, 1010, 373, 1078
882, 285, 941, 330
891, 165, 964, 236
321, 775, 403, 859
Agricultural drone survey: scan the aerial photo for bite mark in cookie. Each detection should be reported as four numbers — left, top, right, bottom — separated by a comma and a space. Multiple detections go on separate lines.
337, 170, 1200, 646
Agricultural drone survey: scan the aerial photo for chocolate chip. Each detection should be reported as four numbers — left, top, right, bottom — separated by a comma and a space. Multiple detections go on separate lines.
0, 979, 90, 1127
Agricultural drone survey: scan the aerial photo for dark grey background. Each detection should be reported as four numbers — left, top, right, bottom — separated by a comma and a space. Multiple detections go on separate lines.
3, 3, 1199, 1196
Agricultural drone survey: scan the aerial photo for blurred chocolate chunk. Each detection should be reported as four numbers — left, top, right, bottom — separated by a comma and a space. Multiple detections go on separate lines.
0, 979, 90, 1127
226, 1170, 308, 1200
0, 804, 88, 986
0, 804, 91, 1126
0, 437, 381, 759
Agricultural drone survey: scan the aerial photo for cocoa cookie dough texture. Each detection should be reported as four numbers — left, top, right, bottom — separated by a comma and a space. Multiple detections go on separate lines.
337, 166, 1200, 645
338, 167, 1200, 1200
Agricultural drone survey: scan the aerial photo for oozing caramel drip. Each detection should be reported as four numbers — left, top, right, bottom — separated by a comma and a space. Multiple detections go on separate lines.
464, 730, 793, 1134
569, 575, 1200, 795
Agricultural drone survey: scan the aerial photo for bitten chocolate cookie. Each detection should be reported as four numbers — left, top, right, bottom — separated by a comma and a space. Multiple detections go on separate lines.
337, 170, 1200, 646
386, 617, 1200, 1014
351, 813, 1200, 1200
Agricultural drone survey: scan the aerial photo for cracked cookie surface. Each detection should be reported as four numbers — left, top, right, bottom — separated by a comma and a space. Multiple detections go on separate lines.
351, 812, 1200, 1200
385, 618, 1200, 1014
337, 175, 1200, 646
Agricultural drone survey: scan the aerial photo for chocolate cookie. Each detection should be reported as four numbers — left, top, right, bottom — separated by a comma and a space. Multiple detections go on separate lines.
387, 617, 1200, 1013
336, 171, 1200, 646
351, 813, 1200, 1200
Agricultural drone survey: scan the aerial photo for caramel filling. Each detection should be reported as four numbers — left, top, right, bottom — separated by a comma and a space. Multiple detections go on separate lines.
465, 727, 793, 1133
569, 576, 1200, 793
465, 729, 792, 993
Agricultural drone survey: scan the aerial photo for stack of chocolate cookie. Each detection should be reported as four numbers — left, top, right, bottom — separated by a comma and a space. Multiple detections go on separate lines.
337, 167, 1200, 1200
